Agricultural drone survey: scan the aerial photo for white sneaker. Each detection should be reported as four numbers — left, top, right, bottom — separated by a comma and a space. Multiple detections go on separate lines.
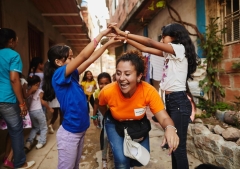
36, 143, 44, 149
102, 159, 107, 169
48, 125, 54, 134
24, 142, 31, 150
17, 161, 35, 169
130, 167, 134, 169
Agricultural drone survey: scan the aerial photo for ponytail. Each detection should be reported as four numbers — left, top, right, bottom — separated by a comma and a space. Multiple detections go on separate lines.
42, 61, 56, 101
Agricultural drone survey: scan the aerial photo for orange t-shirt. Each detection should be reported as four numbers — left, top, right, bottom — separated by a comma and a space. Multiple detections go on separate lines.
98, 81, 164, 121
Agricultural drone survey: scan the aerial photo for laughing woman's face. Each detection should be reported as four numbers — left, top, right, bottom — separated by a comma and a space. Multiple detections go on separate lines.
116, 61, 141, 98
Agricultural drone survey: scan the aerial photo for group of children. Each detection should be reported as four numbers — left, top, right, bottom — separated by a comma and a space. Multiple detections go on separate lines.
0, 22, 226, 169
24, 56, 61, 151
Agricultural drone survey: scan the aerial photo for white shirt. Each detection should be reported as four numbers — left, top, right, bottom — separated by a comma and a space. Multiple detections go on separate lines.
150, 54, 164, 81
28, 89, 43, 111
160, 43, 187, 91
48, 97, 60, 108
20, 78, 28, 86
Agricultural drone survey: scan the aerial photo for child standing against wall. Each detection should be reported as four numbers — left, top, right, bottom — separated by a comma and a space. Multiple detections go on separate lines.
25, 75, 54, 150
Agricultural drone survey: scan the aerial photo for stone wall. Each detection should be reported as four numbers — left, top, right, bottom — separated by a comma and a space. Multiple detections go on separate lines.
187, 120, 240, 169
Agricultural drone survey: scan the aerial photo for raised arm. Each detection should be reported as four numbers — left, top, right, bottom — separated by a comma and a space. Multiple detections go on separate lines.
65, 23, 117, 77
77, 36, 120, 74
115, 36, 163, 56
110, 25, 174, 54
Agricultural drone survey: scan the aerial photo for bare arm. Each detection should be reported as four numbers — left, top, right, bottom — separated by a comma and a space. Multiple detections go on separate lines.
10, 71, 27, 116
77, 37, 115, 74
24, 83, 38, 99
66, 23, 117, 76
39, 92, 54, 113
111, 26, 174, 54
154, 109, 179, 155
92, 98, 99, 126
99, 105, 108, 116
92, 98, 99, 117
115, 36, 163, 56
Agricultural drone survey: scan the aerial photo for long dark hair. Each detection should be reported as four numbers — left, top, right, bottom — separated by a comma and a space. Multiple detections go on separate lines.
81, 70, 94, 82
42, 45, 70, 101
0, 28, 17, 49
161, 23, 198, 80
28, 57, 43, 75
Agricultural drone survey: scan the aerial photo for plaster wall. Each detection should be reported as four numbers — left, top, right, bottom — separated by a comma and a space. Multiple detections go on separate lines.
0, 0, 73, 156
124, 0, 197, 51
1, 0, 71, 76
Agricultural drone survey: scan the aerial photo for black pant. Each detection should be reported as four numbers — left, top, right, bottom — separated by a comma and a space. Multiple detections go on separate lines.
85, 94, 94, 113
165, 91, 192, 169
50, 108, 63, 125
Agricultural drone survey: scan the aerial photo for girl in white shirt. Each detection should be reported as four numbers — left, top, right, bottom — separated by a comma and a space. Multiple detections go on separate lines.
110, 23, 198, 169
25, 75, 53, 150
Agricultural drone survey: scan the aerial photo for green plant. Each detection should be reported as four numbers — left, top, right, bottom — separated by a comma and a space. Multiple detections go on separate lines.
197, 98, 216, 116
214, 102, 234, 111
234, 96, 240, 111
232, 62, 240, 70
198, 17, 225, 104
197, 98, 233, 116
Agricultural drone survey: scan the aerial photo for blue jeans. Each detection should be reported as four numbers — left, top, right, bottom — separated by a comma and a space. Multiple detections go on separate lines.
105, 115, 150, 169
0, 102, 26, 168
165, 91, 191, 169
27, 109, 48, 145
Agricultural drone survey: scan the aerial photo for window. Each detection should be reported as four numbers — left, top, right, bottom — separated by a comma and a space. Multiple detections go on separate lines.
28, 23, 43, 61
222, 0, 240, 44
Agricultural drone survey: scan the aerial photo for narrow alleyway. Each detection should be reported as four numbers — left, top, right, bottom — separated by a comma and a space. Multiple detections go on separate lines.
0, 109, 202, 169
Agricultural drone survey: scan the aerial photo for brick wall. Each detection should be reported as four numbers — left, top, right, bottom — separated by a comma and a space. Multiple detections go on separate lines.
108, 0, 139, 28
219, 44, 240, 103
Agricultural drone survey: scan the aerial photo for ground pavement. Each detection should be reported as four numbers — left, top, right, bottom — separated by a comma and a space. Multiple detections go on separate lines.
0, 109, 202, 169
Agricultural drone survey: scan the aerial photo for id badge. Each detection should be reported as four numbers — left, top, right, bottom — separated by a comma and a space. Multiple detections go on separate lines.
134, 107, 146, 116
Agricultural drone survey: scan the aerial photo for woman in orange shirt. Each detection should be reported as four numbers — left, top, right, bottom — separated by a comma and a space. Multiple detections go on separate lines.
98, 50, 179, 169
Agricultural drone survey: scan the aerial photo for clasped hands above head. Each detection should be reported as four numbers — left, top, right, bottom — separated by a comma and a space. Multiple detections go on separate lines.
105, 23, 128, 43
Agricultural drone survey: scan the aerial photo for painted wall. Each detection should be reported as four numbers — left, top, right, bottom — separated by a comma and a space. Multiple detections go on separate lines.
0, 0, 75, 156
1, 0, 71, 76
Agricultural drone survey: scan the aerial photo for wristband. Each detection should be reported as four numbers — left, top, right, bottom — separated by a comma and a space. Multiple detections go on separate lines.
123, 30, 130, 43
165, 125, 177, 133
93, 38, 98, 48
91, 115, 98, 120
19, 102, 26, 107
